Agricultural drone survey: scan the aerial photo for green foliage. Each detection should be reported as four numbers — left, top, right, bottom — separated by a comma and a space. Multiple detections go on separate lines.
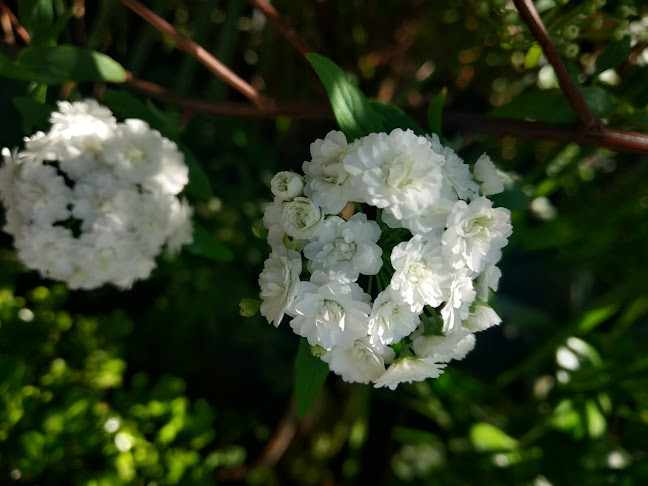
294, 339, 329, 417
0, 0, 647, 484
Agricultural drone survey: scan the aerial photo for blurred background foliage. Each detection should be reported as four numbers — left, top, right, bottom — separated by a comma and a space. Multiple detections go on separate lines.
0, 0, 647, 484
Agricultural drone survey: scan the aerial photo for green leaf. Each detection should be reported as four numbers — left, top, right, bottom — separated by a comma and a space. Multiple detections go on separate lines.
0, 55, 36, 81
470, 423, 518, 452
239, 298, 262, 317
180, 143, 214, 199
185, 223, 234, 262
19, 0, 54, 45
491, 87, 615, 124
595, 36, 631, 75
369, 100, 425, 135
294, 338, 329, 416
16, 45, 128, 84
12, 97, 55, 133
427, 89, 446, 137
306, 53, 382, 141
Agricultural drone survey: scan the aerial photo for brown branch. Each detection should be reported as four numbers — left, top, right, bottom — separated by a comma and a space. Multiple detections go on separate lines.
246, 0, 311, 57
443, 112, 648, 155
119, 0, 273, 111
0, 0, 31, 45
513, 0, 600, 131
123, 74, 648, 154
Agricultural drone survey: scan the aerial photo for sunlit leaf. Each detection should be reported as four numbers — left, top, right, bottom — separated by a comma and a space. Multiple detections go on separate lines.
307, 53, 382, 141
470, 423, 518, 452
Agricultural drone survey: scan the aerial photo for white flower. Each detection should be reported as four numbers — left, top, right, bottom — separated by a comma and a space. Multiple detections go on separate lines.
463, 300, 501, 332
0, 100, 194, 290
262, 197, 286, 249
473, 154, 504, 196
373, 356, 446, 390
271, 171, 305, 201
289, 272, 371, 350
321, 337, 395, 384
42, 99, 117, 158
303, 130, 354, 214
442, 197, 512, 273
281, 196, 324, 240
413, 328, 476, 362
343, 129, 444, 220
303, 213, 382, 282
390, 235, 452, 313
440, 269, 476, 333
474, 263, 501, 301
103, 119, 164, 185
368, 288, 421, 345
427, 134, 479, 201
259, 246, 302, 327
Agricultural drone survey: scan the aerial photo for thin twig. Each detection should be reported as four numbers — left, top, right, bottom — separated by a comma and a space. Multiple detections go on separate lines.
119, 0, 273, 111
513, 0, 600, 131
443, 111, 648, 155
0, 0, 31, 45
123, 75, 648, 154
246, 0, 311, 57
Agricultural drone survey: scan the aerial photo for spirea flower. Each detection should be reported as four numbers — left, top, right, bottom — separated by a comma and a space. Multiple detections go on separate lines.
254, 128, 512, 389
259, 246, 302, 327
0, 100, 194, 290
303, 213, 382, 282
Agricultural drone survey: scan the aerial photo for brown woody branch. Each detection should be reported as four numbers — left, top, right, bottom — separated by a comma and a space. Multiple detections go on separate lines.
246, 0, 311, 57
0, 0, 31, 45
124, 75, 648, 154
513, 0, 600, 131
119, 0, 274, 111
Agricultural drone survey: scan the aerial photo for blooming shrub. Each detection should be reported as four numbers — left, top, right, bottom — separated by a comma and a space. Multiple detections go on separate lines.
257, 129, 512, 389
0, 100, 193, 290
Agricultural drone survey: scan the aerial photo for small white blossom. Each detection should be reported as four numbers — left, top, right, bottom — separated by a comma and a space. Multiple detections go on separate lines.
303, 213, 382, 282
442, 197, 512, 273
474, 263, 502, 301
390, 235, 452, 313
344, 129, 444, 220
321, 337, 395, 384
259, 246, 302, 327
440, 269, 476, 333
262, 197, 286, 249
373, 356, 446, 390
281, 196, 324, 240
427, 134, 479, 201
303, 130, 354, 214
463, 300, 501, 332
271, 171, 305, 201
289, 272, 371, 350
368, 288, 421, 345
413, 328, 476, 362
473, 154, 504, 196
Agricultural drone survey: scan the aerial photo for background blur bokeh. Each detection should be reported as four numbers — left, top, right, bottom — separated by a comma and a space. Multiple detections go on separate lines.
1, 0, 648, 484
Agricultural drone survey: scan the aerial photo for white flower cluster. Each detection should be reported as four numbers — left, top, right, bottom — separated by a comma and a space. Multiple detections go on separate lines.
258, 129, 512, 389
0, 99, 194, 289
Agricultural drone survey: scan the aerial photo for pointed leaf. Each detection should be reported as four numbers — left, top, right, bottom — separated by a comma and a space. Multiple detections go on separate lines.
19, 0, 54, 45
17, 45, 127, 84
427, 89, 446, 137
294, 338, 329, 416
595, 36, 631, 75
307, 53, 382, 140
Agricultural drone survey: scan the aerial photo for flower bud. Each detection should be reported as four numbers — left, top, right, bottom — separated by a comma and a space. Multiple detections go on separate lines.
281, 196, 323, 239
271, 171, 304, 201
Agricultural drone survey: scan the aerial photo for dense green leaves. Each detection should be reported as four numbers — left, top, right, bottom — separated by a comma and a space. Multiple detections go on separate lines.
294, 339, 329, 416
